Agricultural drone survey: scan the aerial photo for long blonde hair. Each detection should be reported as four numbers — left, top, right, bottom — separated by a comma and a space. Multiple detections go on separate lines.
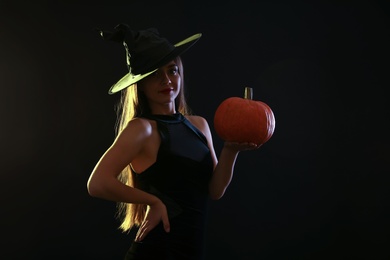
115, 56, 191, 232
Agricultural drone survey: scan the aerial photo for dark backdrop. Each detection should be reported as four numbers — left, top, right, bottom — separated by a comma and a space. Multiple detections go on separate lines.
1, 1, 389, 259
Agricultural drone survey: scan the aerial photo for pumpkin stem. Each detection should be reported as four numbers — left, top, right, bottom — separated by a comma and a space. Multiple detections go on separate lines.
244, 87, 253, 100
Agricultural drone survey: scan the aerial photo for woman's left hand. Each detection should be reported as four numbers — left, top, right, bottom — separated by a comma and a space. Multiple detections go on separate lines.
224, 142, 261, 152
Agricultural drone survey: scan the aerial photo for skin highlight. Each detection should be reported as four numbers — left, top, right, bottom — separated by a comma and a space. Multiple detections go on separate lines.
87, 57, 259, 242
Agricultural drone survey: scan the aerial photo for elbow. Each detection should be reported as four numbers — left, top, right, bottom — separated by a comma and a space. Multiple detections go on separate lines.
86, 181, 96, 197
87, 177, 103, 198
210, 195, 222, 201
209, 190, 225, 200
87, 185, 95, 197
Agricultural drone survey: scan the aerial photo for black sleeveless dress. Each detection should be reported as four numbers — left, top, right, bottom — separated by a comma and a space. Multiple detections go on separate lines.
124, 113, 214, 260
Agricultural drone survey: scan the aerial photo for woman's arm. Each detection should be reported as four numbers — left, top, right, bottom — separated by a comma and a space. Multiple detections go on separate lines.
87, 118, 170, 238
189, 116, 259, 200
208, 142, 259, 200
87, 118, 158, 204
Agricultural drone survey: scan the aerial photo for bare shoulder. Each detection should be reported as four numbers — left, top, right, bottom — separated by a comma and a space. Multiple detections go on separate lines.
119, 117, 155, 140
128, 117, 153, 129
186, 115, 210, 133
185, 115, 216, 155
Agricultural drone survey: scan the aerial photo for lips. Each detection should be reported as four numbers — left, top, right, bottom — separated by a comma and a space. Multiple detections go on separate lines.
159, 88, 174, 94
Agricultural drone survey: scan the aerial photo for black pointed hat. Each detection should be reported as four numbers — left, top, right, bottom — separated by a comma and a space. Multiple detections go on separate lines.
99, 23, 201, 94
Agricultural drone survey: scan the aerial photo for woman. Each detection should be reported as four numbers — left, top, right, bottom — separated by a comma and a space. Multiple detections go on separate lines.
87, 24, 259, 260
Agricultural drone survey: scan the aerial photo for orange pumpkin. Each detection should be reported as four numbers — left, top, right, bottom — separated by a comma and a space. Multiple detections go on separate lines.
214, 87, 275, 145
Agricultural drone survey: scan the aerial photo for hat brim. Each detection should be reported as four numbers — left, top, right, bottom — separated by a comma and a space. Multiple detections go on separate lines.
108, 33, 202, 94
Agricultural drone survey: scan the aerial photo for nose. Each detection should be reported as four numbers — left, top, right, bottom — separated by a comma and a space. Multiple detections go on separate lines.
160, 72, 171, 85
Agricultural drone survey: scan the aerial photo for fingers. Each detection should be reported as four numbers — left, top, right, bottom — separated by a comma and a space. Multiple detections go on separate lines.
134, 201, 170, 242
225, 141, 261, 151
135, 218, 170, 242
161, 212, 170, 233
135, 228, 142, 242
135, 221, 149, 242
246, 142, 260, 150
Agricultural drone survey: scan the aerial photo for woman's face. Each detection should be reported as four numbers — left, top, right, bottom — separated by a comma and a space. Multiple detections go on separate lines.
139, 60, 181, 112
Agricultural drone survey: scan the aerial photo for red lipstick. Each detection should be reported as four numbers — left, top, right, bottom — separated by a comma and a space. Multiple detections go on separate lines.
159, 88, 173, 94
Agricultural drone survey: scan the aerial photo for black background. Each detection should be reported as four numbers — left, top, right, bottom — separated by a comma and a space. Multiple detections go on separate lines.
1, 1, 389, 259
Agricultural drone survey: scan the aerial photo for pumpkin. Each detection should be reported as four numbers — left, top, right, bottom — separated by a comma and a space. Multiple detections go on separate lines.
214, 87, 275, 145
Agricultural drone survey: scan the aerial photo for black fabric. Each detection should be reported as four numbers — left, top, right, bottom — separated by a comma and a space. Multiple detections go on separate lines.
99, 23, 200, 75
125, 113, 214, 260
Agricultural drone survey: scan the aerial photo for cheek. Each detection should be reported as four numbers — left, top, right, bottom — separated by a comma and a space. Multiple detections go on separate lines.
140, 78, 156, 90
174, 76, 182, 88
138, 83, 153, 97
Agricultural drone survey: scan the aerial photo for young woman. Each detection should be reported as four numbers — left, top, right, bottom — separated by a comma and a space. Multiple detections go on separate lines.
87, 23, 259, 260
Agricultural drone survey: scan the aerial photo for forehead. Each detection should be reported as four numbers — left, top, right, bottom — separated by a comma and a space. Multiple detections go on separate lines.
159, 60, 177, 69
139, 60, 179, 85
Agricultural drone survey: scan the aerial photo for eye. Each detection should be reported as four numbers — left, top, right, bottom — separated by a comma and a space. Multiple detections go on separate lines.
170, 66, 179, 75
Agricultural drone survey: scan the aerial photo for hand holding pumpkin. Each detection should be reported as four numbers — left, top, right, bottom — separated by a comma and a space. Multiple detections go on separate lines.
223, 141, 261, 152
214, 87, 275, 146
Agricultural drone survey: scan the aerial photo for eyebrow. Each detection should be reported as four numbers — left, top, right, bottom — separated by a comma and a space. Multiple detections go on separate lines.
157, 62, 177, 72
166, 63, 178, 68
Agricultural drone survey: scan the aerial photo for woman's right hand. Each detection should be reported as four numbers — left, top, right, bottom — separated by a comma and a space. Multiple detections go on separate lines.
135, 200, 170, 242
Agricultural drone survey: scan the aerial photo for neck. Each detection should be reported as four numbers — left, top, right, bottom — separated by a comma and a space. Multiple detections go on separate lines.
149, 103, 176, 115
